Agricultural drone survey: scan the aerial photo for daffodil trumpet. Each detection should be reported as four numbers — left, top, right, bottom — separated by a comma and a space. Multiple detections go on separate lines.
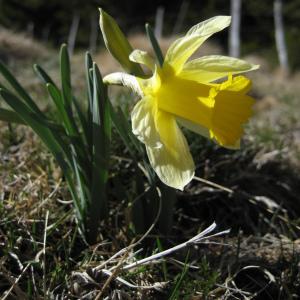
104, 16, 259, 190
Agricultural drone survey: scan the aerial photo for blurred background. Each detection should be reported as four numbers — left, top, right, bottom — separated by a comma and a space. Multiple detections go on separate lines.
0, 0, 300, 70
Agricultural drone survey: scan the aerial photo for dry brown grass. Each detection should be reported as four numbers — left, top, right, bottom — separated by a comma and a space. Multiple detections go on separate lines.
0, 26, 49, 63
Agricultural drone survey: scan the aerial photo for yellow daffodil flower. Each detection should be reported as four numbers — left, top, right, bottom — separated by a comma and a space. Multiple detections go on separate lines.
104, 16, 259, 190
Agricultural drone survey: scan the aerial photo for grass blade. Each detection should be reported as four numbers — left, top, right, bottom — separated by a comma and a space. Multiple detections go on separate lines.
0, 88, 84, 220
85, 63, 111, 242
59, 45, 91, 182
0, 63, 65, 133
73, 96, 89, 146
169, 250, 190, 300
0, 61, 44, 115
108, 102, 140, 157
60, 44, 72, 108
59, 44, 90, 155
33, 64, 58, 88
145, 23, 164, 67
47, 83, 72, 131
46, 84, 90, 176
0, 108, 26, 124
0, 88, 69, 169
85, 52, 94, 154
46, 84, 90, 185
85, 52, 93, 113
34, 64, 77, 136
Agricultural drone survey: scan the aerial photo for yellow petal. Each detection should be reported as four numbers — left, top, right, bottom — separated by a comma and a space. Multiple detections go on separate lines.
186, 16, 231, 36
217, 75, 251, 93
179, 55, 259, 83
177, 116, 240, 149
210, 95, 254, 148
177, 116, 210, 139
103, 72, 143, 96
129, 49, 155, 71
146, 146, 194, 190
131, 97, 162, 148
147, 111, 195, 190
165, 16, 231, 73
210, 89, 254, 147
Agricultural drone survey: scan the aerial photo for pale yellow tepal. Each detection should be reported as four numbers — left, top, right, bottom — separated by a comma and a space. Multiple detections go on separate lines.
104, 16, 259, 190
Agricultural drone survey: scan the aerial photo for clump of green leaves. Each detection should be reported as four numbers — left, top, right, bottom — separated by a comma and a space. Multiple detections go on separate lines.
0, 9, 178, 243
0, 46, 111, 242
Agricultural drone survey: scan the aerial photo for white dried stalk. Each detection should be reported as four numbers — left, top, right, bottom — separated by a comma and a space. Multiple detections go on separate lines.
108, 222, 230, 272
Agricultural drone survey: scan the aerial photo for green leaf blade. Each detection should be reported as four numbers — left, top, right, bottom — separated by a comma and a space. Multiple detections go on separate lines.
145, 23, 164, 67
85, 63, 111, 242
34, 64, 58, 88
0, 61, 43, 115
0, 108, 26, 124
60, 44, 72, 107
